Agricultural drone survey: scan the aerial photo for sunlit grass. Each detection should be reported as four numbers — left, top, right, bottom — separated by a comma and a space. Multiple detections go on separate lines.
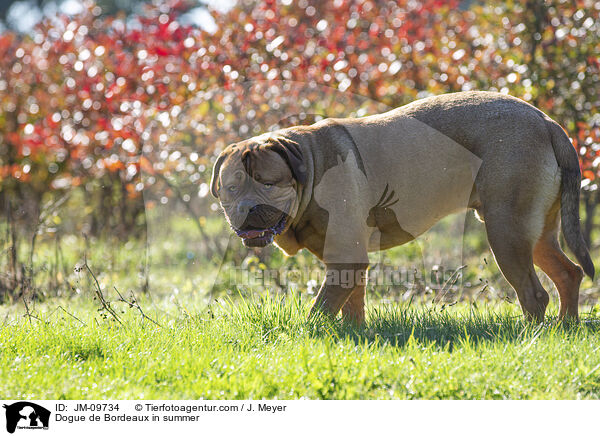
1, 294, 600, 399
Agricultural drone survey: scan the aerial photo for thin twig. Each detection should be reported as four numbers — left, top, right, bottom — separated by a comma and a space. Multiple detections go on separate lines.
56, 305, 87, 326
114, 286, 161, 327
154, 172, 224, 257
22, 296, 42, 324
29, 192, 71, 270
38, 192, 71, 226
84, 258, 123, 325
433, 265, 467, 305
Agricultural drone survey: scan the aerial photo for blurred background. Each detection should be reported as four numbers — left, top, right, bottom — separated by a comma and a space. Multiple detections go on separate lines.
0, 0, 598, 308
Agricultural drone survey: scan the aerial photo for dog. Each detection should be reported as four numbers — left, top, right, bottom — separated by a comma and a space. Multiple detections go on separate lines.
211, 91, 594, 324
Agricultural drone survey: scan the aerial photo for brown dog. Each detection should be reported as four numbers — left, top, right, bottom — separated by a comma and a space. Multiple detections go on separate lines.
211, 91, 594, 324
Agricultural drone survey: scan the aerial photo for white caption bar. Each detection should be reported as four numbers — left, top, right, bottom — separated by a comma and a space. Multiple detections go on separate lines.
0, 400, 595, 435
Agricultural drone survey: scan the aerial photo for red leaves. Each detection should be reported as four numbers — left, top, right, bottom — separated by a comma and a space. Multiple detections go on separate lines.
0, 0, 597, 194
154, 45, 171, 57
584, 170, 595, 181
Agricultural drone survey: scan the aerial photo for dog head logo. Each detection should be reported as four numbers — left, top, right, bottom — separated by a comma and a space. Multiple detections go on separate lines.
3, 402, 50, 433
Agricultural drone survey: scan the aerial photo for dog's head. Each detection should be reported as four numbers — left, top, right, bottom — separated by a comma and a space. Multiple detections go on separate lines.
210, 134, 307, 247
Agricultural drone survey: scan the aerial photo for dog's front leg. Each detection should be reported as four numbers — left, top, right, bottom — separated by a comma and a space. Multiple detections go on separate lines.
341, 284, 366, 325
310, 263, 369, 321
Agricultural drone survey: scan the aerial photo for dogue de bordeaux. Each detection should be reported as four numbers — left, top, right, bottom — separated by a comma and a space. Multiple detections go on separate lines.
211, 91, 594, 324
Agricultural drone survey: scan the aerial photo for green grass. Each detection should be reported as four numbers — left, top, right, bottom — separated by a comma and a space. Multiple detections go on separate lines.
3, 211, 600, 400
2, 294, 600, 399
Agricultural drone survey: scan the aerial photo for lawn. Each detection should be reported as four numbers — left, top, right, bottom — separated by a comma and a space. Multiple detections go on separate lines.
2, 212, 600, 400
2, 293, 600, 400
1, 0, 599, 405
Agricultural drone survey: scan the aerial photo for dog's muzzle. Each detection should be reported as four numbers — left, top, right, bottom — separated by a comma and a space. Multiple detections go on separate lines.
233, 215, 287, 247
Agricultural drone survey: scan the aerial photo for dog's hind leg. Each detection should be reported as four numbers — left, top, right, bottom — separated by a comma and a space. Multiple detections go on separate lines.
533, 202, 583, 320
483, 210, 549, 322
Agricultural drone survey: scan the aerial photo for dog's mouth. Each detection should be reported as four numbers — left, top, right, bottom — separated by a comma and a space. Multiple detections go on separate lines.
233, 216, 287, 247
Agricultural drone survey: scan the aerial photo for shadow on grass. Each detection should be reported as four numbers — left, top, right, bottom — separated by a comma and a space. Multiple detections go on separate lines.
349, 307, 600, 349
221, 293, 600, 351
64, 343, 109, 361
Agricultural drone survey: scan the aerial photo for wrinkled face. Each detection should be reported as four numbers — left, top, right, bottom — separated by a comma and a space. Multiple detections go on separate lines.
212, 137, 304, 247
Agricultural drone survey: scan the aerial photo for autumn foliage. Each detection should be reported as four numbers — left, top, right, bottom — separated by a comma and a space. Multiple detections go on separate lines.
0, 0, 598, 242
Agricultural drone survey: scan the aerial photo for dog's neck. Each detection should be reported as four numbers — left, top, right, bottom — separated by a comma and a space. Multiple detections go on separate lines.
273, 129, 315, 255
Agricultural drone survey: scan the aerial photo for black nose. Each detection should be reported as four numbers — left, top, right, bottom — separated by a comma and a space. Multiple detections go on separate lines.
237, 199, 258, 216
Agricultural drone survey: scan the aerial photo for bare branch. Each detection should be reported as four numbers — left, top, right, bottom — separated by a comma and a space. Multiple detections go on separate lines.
56, 305, 87, 326
84, 258, 123, 326
114, 286, 161, 327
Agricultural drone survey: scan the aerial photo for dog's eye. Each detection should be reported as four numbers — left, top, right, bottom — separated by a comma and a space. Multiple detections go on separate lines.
263, 183, 274, 189
227, 185, 238, 193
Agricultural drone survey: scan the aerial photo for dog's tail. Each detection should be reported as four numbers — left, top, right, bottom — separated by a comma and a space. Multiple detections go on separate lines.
547, 119, 595, 279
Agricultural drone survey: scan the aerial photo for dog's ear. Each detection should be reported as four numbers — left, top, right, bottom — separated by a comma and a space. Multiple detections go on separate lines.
210, 150, 228, 198
267, 136, 307, 184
